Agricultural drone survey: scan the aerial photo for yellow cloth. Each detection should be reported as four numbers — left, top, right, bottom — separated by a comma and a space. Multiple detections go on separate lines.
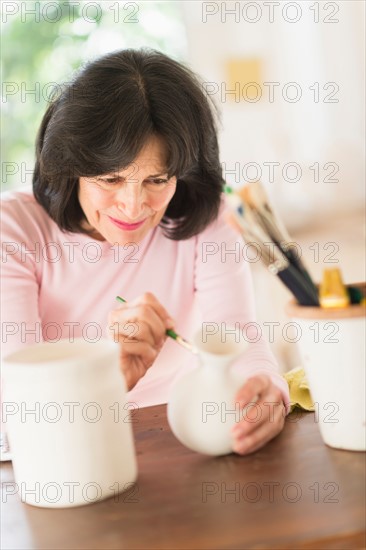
283, 367, 315, 412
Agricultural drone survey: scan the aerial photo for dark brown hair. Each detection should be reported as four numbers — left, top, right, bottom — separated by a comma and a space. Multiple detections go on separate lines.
33, 48, 225, 240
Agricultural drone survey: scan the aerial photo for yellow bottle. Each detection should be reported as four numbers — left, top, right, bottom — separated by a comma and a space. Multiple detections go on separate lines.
319, 268, 350, 308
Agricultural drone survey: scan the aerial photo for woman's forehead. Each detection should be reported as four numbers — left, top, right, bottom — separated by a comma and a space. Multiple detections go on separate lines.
108, 136, 168, 175
136, 135, 168, 161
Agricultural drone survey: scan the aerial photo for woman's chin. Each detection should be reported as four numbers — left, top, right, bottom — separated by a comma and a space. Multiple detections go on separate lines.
102, 226, 148, 246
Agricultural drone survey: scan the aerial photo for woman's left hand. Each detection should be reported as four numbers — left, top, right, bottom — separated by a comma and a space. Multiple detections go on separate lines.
231, 374, 287, 455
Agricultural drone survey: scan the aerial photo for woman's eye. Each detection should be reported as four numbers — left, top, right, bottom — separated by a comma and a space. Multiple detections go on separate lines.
148, 178, 169, 185
98, 177, 120, 185
94, 176, 171, 186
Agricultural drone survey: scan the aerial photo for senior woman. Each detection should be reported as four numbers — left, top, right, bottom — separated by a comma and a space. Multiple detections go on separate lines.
1, 49, 290, 455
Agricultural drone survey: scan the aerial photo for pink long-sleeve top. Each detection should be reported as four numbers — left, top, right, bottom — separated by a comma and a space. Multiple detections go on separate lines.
1, 190, 290, 409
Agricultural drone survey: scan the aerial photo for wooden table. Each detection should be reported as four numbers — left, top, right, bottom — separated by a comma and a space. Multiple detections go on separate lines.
1, 405, 365, 549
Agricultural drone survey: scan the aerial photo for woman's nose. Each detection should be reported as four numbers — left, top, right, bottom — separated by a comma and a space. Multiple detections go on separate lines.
115, 183, 145, 220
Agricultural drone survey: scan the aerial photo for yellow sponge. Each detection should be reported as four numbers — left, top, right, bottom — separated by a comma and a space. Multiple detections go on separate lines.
283, 367, 315, 412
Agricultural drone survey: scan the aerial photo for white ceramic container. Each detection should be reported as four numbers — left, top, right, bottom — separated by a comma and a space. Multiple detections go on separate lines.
286, 290, 366, 451
2, 338, 137, 507
167, 326, 249, 456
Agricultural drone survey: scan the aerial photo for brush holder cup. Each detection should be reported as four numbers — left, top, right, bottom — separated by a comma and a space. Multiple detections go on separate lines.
2, 338, 138, 508
286, 283, 366, 451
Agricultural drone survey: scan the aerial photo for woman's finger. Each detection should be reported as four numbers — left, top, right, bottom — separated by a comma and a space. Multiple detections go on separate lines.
108, 304, 168, 346
109, 314, 161, 347
233, 395, 285, 439
119, 340, 159, 364
235, 374, 271, 407
128, 292, 175, 329
232, 409, 285, 455
232, 388, 285, 437
119, 341, 161, 390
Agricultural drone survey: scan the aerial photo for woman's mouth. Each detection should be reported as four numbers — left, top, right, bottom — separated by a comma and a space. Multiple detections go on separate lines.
108, 216, 147, 231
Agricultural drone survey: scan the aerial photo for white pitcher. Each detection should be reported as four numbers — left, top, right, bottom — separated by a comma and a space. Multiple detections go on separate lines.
167, 326, 248, 456
2, 338, 137, 507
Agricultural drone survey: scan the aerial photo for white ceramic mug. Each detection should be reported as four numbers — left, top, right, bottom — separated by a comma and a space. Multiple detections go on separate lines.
2, 338, 138, 507
286, 286, 365, 451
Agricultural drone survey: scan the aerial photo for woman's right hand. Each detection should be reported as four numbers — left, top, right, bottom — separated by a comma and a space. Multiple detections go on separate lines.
107, 292, 175, 391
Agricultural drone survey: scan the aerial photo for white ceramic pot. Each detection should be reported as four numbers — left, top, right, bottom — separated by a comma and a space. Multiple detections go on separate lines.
167, 326, 248, 456
286, 289, 366, 452
2, 338, 138, 507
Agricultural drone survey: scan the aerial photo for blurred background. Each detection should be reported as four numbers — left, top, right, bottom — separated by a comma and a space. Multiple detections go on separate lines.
1, 0, 365, 370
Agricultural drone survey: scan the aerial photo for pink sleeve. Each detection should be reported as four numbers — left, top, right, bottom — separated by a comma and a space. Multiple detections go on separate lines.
194, 199, 290, 413
0, 196, 43, 360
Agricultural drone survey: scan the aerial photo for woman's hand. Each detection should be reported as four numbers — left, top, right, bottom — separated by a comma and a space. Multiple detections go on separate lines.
107, 292, 175, 391
231, 374, 287, 455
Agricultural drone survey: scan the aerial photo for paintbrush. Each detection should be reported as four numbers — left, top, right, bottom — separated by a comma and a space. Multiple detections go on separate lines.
226, 211, 319, 306
115, 296, 198, 354
225, 187, 319, 305
226, 188, 299, 269
240, 181, 292, 241
239, 183, 315, 270
236, 182, 319, 305
225, 188, 278, 258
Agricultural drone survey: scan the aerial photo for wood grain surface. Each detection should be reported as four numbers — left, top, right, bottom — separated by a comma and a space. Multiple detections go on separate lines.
1, 405, 365, 550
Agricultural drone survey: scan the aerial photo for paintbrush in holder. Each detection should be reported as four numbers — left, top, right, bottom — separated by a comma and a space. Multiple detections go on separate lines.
225, 184, 319, 306
238, 182, 319, 303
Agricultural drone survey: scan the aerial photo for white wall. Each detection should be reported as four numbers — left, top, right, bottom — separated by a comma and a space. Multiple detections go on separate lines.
180, 1, 365, 232
179, 1, 365, 370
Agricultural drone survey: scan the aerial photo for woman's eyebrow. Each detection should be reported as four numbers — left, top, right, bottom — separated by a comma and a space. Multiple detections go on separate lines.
101, 170, 168, 178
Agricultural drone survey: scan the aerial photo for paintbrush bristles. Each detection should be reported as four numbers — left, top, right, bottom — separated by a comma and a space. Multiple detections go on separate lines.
176, 336, 198, 354
242, 181, 292, 242
226, 212, 289, 270
236, 182, 319, 303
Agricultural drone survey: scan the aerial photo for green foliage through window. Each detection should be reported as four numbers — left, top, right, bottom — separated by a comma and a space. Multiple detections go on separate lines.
1, 0, 187, 191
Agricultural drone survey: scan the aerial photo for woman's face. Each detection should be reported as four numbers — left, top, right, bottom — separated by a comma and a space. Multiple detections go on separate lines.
78, 136, 177, 245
